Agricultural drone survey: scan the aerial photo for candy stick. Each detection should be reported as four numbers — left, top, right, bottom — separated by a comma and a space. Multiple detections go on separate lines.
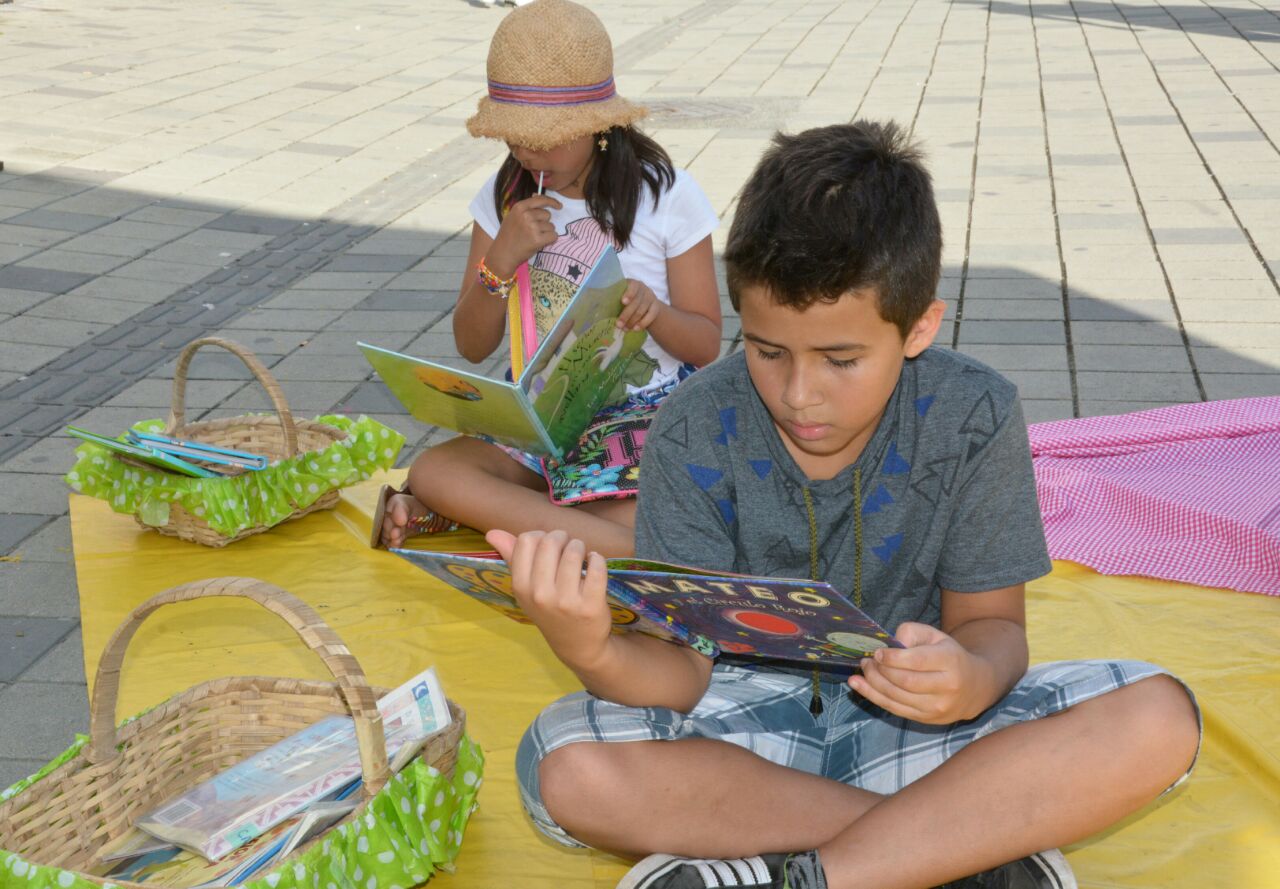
537, 171, 545, 196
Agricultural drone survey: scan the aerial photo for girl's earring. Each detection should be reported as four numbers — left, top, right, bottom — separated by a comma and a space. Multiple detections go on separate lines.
597, 134, 609, 152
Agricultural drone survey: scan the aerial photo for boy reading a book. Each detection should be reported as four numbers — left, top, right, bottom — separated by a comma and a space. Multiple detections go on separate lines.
486, 121, 1201, 889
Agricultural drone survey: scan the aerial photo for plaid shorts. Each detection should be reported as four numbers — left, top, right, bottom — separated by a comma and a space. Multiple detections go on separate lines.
515, 659, 1199, 847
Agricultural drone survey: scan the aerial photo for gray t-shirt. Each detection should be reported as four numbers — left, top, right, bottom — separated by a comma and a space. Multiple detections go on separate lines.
635, 347, 1052, 647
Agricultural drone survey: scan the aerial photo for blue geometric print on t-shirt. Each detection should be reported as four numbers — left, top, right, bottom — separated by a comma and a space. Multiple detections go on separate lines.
687, 463, 723, 491
714, 407, 738, 445
862, 483, 893, 515
915, 394, 935, 417
883, 442, 910, 474
749, 459, 772, 479
716, 498, 736, 525
872, 533, 904, 563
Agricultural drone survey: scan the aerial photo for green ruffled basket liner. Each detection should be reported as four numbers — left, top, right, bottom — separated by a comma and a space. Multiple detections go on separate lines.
64, 416, 405, 538
0, 734, 484, 889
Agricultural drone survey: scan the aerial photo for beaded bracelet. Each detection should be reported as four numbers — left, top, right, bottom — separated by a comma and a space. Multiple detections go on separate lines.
476, 257, 515, 298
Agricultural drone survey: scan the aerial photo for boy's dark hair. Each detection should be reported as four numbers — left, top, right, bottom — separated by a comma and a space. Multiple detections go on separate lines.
724, 121, 942, 337
494, 126, 675, 249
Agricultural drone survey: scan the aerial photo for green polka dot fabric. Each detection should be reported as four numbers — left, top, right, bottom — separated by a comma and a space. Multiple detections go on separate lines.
1, 735, 484, 889
64, 415, 405, 539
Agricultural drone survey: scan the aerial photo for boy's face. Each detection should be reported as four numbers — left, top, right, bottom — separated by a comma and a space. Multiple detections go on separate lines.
739, 284, 945, 481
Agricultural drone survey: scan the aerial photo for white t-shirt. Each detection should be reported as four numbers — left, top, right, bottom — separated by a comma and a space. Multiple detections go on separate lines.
468, 167, 718, 392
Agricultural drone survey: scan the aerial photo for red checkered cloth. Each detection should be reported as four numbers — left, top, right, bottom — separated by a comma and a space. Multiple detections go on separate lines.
1029, 397, 1280, 596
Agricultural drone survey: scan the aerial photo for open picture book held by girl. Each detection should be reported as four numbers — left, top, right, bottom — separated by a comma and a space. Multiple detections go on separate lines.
393, 548, 902, 672
360, 247, 649, 460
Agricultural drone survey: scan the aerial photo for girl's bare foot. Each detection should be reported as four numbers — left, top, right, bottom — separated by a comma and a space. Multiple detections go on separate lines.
379, 491, 459, 548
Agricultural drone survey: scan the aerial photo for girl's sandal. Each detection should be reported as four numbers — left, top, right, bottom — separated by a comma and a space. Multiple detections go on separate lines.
369, 482, 461, 548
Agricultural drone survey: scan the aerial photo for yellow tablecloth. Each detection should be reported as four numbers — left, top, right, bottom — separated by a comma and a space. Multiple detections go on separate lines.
68, 475, 1279, 888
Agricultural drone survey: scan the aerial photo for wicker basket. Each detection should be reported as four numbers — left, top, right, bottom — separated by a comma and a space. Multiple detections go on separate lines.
128, 337, 348, 546
0, 577, 466, 886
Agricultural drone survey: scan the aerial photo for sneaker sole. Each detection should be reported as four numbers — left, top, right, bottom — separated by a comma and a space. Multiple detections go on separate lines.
1029, 849, 1077, 889
617, 855, 693, 889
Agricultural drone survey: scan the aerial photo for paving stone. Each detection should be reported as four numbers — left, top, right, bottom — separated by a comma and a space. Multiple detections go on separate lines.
957, 298, 1066, 322
0, 288, 52, 314
0, 472, 72, 515
1190, 346, 1280, 374
1076, 372, 1202, 403
0, 436, 80, 474
324, 253, 421, 273
1021, 400, 1077, 423
15, 248, 127, 276
326, 310, 442, 332
5, 209, 114, 234
0, 315, 108, 348
296, 329, 415, 355
955, 344, 1070, 372
1074, 344, 1195, 374
0, 265, 94, 295
261, 289, 374, 310
335, 380, 411, 415
220, 379, 354, 413
1079, 400, 1199, 417
0, 224, 74, 249
956, 320, 1066, 345
1000, 370, 1074, 401
1200, 373, 1280, 400
1068, 297, 1178, 322
0, 341, 65, 374
0, 759, 49, 791
358, 290, 458, 312
205, 213, 300, 236
0, 514, 50, 557
269, 353, 375, 382
223, 308, 344, 330
20, 626, 85, 683
0, 617, 77, 682
26, 294, 142, 324
0, 681, 88, 758
1070, 321, 1186, 346
105, 378, 243, 409
7, 515, 72, 563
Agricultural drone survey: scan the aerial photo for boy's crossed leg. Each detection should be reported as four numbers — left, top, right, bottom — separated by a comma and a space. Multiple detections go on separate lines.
527, 668, 1199, 889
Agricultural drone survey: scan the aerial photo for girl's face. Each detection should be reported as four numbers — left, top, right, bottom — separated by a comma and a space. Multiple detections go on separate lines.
507, 134, 596, 197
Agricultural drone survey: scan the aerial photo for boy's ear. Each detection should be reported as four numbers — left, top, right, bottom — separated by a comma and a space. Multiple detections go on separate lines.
903, 299, 946, 359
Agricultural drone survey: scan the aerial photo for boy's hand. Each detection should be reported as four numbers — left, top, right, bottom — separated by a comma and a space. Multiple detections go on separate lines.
486, 529, 614, 673
487, 195, 563, 278
616, 279, 664, 331
846, 622, 992, 724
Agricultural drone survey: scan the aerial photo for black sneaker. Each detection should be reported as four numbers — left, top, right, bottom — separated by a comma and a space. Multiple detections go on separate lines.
617, 851, 826, 889
940, 849, 1077, 889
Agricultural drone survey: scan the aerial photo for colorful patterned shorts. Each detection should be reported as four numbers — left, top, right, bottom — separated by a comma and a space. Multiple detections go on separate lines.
515, 660, 1199, 847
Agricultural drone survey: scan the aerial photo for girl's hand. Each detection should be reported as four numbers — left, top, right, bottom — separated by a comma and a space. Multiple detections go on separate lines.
616, 279, 664, 331
487, 528, 614, 673
487, 195, 563, 278
847, 622, 991, 724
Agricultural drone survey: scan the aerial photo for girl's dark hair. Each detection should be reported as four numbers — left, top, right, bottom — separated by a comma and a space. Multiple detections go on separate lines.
724, 120, 942, 339
493, 126, 675, 249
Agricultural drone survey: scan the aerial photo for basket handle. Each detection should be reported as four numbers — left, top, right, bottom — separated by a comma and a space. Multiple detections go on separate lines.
85, 577, 389, 796
168, 337, 299, 458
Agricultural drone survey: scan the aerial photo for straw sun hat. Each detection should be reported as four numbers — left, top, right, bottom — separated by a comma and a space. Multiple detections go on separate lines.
466, 0, 647, 151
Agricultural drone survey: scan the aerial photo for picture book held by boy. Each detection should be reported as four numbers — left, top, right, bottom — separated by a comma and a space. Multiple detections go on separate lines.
359, 246, 650, 460
393, 549, 903, 672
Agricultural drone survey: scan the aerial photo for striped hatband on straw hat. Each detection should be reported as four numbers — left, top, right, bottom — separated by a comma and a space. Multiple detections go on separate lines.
466, 0, 647, 151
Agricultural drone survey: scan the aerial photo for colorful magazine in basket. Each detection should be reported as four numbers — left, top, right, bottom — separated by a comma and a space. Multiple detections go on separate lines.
393, 550, 902, 671
134, 666, 451, 861
359, 246, 650, 459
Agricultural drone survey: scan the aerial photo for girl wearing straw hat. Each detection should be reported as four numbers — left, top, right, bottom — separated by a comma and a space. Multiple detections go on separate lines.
375, 0, 721, 555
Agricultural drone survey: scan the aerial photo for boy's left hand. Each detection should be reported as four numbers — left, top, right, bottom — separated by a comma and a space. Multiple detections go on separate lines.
616, 279, 663, 331
847, 622, 990, 724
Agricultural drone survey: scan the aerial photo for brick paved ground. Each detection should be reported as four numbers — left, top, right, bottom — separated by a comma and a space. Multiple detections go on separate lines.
1, 0, 1277, 784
